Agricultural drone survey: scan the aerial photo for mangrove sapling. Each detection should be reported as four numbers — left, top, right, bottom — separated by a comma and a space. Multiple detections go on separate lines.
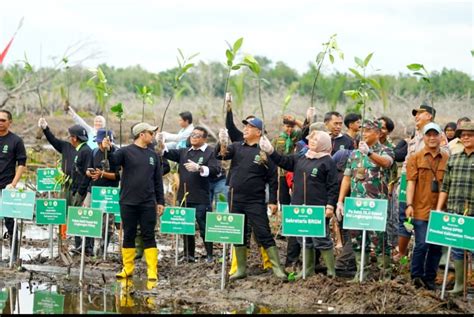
159, 49, 199, 133
281, 82, 299, 116
310, 34, 344, 108
222, 37, 244, 115
136, 85, 154, 122
110, 102, 125, 147
88, 66, 112, 170
406, 63, 435, 106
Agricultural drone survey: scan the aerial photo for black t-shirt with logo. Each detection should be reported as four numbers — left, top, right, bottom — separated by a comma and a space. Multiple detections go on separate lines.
164, 145, 220, 205
216, 141, 277, 204
0, 132, 27, 188
332, 134, 354, 155
111, 144, 164, 207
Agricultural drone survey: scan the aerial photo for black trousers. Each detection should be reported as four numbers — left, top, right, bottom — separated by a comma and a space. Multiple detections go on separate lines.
183, 203, 213, 258
231, 201, 275, 249
121, 204, 157, 249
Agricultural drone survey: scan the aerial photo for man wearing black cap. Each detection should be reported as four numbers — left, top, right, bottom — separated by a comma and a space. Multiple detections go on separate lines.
0, 110, 26, 261
68, 124, 94, 256
217, 117, 287, 281
111, 122, 165, 281
84, 128, 120, 255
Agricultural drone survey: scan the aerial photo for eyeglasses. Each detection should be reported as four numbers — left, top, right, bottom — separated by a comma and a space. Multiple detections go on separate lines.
460, 133, 474, 138
190, 133, 204, 138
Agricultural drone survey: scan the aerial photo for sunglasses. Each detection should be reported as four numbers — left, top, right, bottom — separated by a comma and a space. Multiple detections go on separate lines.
190, 133, 204, 138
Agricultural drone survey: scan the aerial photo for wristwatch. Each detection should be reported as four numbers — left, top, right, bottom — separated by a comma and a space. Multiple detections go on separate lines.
367, 149, 374, 157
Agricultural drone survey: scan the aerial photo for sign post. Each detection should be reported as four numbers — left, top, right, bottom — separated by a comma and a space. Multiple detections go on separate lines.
33, 291, 65, 314
36, 198, 67, 259
160, 207, 196, 266
343, 197, 388, 282
37, 168, 61, 260
425, 210, 474, 299
0, 189, 36, 268
205, 212, 244, 290
282, 205, 326, 279
66, 207, 103, 283
91, 186, 120, 260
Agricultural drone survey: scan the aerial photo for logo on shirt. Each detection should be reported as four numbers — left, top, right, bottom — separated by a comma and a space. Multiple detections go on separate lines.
253, 154, 261, 164
339, 145, 345, 150
310, 167, 318, 177
197, 157, 203, 165
2, 145, 8, 153
149, 157, 155, 166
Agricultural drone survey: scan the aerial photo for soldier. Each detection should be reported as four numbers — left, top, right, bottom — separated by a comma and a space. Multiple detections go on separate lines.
336, 119, 395, 281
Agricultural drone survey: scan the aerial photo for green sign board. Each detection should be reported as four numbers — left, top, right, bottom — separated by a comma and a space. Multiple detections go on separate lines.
398, 172, 407, 203
91, 186, 120, 215
36, 199, 67, 225
216, 202, 229, 213
66, 207, 103, 238
282, 205, 326, 237
33, 291, 65, 314
114, 214, 121, 223
36, 168, 60, 192
426, 211, 474, 251
343, 197, 388, 232
0, 290, 7, 310
160, 207, 196, 235
0, 189, 36, 220
205, 213, 244, 244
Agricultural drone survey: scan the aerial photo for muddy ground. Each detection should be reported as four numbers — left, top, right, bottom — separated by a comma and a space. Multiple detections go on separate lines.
0, 226, 472, 314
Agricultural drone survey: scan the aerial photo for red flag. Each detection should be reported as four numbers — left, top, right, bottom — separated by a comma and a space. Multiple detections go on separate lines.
0, 17, 24, 65
0, 37, 15, 64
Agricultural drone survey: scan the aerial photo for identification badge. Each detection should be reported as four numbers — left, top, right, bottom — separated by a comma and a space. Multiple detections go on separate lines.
431, 179, 439, 193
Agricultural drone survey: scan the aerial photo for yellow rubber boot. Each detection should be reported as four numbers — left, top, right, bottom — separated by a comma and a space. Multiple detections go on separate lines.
144, 248, 159, 280
119, 279, 135, 308
261, 246, 272, 270
229, 247, 238, 275
116, 248, 136, 279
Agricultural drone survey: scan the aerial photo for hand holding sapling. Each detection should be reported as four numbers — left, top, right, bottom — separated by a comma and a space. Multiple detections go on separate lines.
38, 118, 48, 129
184, 159, 200, 173
259, 135, 274, 154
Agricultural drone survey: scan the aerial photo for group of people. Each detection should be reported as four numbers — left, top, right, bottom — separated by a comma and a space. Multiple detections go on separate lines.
0, 97, 472, 294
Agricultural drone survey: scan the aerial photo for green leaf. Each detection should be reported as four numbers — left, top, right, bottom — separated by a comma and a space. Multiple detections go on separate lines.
260, 78, 270, 86
349, 68, 364, 80
471, 50, 474, 57
231, 65, 241, 70
364, 52, 374, 67
284, 94, 292, 106
407, 63, 423, 71
338, 51, 344, 60
355, 56, 364, 68
343, 90, 360, 100
182, 63, 194, 74
226, 49, 234, 66
367, 78, 381, 90
111, 102, 124, 114
188, 52, 200, 61
413, 72, 424, 77
176, 56, 182, 68
233, 37, 243, 53
177, 48, 184, 60
315, 52, 325, 65
329, 54, 335, 64
24, 62, 33, 73
97, 67, 107, 83
421, 77, 431, 83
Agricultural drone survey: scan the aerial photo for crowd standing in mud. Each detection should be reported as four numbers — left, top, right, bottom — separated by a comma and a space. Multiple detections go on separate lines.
0, 96, 473, 296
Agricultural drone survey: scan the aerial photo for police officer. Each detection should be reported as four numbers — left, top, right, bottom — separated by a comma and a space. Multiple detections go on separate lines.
217, 117, 287, 281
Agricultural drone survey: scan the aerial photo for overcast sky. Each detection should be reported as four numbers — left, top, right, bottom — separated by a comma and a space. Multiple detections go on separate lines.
0, 0, 472, 76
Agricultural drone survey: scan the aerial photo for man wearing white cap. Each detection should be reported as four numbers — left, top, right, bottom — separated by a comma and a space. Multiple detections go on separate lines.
110, 122, 165, 281
405, 122, 448, 290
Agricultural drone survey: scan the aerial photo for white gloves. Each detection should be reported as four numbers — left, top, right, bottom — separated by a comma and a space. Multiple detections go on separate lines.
218, 128, 229, 143
306, 107, 316, 122
259, 135, 274, 154
336, 202, 344, 222
358, 141, 369, 155
184, 159, 200, 172
38, 118, 48, 129
155, 132, 164, 144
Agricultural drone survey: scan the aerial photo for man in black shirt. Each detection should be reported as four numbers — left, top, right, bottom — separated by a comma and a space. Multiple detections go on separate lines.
0, 110, 27, 261
159, 126, 220, 262
68, 125, 94, 256
111, 122, 165, 281
324, 111, 354, 155
84, 128, 120, 255
216, 117, 287, 281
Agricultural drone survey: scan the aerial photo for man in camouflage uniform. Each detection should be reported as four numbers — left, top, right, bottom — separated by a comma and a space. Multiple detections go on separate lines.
336, 119, 395, 281
272, 116, 302, 268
